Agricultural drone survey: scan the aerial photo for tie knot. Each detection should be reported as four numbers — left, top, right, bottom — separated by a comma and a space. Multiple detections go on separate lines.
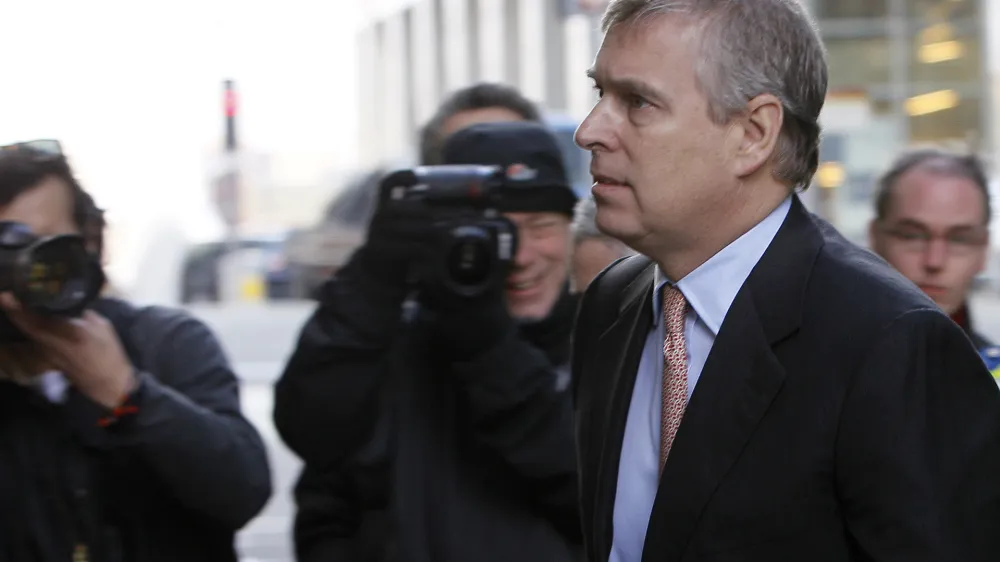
663, 285, 687, 333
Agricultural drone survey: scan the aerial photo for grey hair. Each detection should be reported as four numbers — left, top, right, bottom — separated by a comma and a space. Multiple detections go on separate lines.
875, 147, 991, 225
571, 195, 633, 254
601, 0, 828, 190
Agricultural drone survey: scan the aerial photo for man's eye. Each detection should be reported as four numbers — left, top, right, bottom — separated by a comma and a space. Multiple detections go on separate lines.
950, 233, 985, 246
627, 95, 649, 109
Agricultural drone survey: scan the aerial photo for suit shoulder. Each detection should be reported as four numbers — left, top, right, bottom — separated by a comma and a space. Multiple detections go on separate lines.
577, 254, 651, 330
585, 253, 652, 299
809, 224, 939, 326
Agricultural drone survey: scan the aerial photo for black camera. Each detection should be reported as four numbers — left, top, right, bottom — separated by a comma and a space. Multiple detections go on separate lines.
379, 165, 518, 298
0, 221, 103, 317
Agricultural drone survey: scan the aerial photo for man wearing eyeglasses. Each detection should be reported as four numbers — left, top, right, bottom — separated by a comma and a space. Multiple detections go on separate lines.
869, 148, 1000, 388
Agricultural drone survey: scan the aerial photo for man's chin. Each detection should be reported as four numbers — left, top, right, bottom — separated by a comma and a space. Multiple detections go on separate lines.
507, 292, 559, 322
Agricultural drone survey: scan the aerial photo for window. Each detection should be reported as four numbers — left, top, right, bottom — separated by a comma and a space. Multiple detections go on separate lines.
906, 0, 979, 20
907, 16, 982, 83
908, 93, 981, 144
813, 0, 888, 19
908, 33, 982, 83
825, 37, 892, 92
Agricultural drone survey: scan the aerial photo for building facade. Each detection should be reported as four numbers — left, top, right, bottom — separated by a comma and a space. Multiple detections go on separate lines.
356, 0, 606, 166
357, 0, 995, 241
811, 0, 992, 241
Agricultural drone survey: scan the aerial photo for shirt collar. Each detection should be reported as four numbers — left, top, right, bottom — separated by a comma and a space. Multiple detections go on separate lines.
651, 196, 792, 334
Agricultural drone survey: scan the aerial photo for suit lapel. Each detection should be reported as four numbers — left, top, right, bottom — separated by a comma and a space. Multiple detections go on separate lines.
640, 196, 824, 561
641, 289, 785, 561
592, 263, 655, 561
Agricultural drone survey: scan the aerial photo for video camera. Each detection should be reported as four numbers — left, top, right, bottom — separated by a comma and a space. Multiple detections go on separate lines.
0, 221, 104, 339
378, 165, 518, 299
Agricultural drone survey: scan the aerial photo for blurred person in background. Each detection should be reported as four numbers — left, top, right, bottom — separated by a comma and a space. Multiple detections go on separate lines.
274, 119, 582, 562
869, 148, 1000, 388
570, 193, 633, 292
0, 142, 271, 562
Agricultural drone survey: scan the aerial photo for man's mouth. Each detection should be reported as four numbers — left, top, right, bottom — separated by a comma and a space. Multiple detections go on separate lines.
919, 284, 947, 297
592, 172, 628, 187
507, 278, 542, 293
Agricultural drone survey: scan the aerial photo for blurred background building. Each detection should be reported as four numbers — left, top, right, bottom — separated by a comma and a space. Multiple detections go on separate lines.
355, 0, 996, 244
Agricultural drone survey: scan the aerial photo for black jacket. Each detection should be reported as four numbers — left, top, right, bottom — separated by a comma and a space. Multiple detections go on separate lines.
274, 276, 582, 562
573, 196, 1000, 562
0, 298, 271, 562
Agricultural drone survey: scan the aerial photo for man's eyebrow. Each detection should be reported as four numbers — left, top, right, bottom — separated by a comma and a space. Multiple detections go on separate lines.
945, 224, 989, 236
586, 68, 665, 104
889, 219, 985, 234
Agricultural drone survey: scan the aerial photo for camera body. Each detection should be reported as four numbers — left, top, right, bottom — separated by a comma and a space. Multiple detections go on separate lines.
379, 165, 518, 298
0, 221, 104, 341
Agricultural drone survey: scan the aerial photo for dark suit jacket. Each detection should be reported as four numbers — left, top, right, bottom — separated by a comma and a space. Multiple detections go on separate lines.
572, 196, 1000, 562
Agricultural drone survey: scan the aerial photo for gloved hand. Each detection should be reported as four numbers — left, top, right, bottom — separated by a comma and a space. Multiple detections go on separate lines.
313, 182, 438, 343
335, 185, 437, 302
421, 226, 518, 362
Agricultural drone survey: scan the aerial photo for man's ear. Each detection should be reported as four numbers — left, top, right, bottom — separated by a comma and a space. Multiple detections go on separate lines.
731, 94, 783, 178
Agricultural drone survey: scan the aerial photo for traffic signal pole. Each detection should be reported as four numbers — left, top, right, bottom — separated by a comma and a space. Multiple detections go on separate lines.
220, 79, 241, 255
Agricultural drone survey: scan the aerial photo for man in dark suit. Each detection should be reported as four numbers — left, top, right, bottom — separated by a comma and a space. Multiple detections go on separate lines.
572, 1, 1000, 561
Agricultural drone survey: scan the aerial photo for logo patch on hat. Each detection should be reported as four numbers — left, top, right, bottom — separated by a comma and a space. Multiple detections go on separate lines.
506, 163, 538, 181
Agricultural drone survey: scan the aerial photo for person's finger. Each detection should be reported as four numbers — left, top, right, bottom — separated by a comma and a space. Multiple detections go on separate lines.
76, 310, 111, 332
1, 299, 78, 345
0, 292, 21, 311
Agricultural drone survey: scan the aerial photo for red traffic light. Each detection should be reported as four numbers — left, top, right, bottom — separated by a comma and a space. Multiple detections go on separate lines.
224, 88, 238, 118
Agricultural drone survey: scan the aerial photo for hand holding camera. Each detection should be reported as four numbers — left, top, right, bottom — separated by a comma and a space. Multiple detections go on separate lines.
0, 220, 130, 408
1, 293, 135, 409
369, 166, 520, 358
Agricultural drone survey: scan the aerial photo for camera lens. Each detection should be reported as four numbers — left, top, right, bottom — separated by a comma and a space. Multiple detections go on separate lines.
21, 237, 91, 313
446, 231, 493, 288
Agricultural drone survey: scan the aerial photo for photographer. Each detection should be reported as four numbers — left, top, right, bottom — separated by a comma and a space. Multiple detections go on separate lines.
0, 141, 271, 561
274, 122, 581, 562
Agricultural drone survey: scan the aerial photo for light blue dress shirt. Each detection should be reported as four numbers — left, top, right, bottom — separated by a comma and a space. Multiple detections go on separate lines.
608, 197, 792, 562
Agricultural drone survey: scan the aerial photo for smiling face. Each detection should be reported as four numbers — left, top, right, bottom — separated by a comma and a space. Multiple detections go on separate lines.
503, 211, 572, 320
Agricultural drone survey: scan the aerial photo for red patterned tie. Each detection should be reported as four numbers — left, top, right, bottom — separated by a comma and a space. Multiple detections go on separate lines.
660, 285, 689, 474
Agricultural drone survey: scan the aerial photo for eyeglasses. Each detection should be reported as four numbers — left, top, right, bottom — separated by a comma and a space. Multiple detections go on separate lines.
878, 223, 988, 256
0, 139, 63, 157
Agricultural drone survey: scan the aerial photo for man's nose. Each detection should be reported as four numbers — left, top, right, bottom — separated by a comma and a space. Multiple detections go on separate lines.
513, 233, 535, 268
922, 238, 948, 271
574, 102, 616, 153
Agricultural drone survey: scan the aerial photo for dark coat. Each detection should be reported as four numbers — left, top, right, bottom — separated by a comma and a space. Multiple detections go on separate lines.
0, 298, 271, 562
573, 196, 1000, 562
275, 278, 583, 562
